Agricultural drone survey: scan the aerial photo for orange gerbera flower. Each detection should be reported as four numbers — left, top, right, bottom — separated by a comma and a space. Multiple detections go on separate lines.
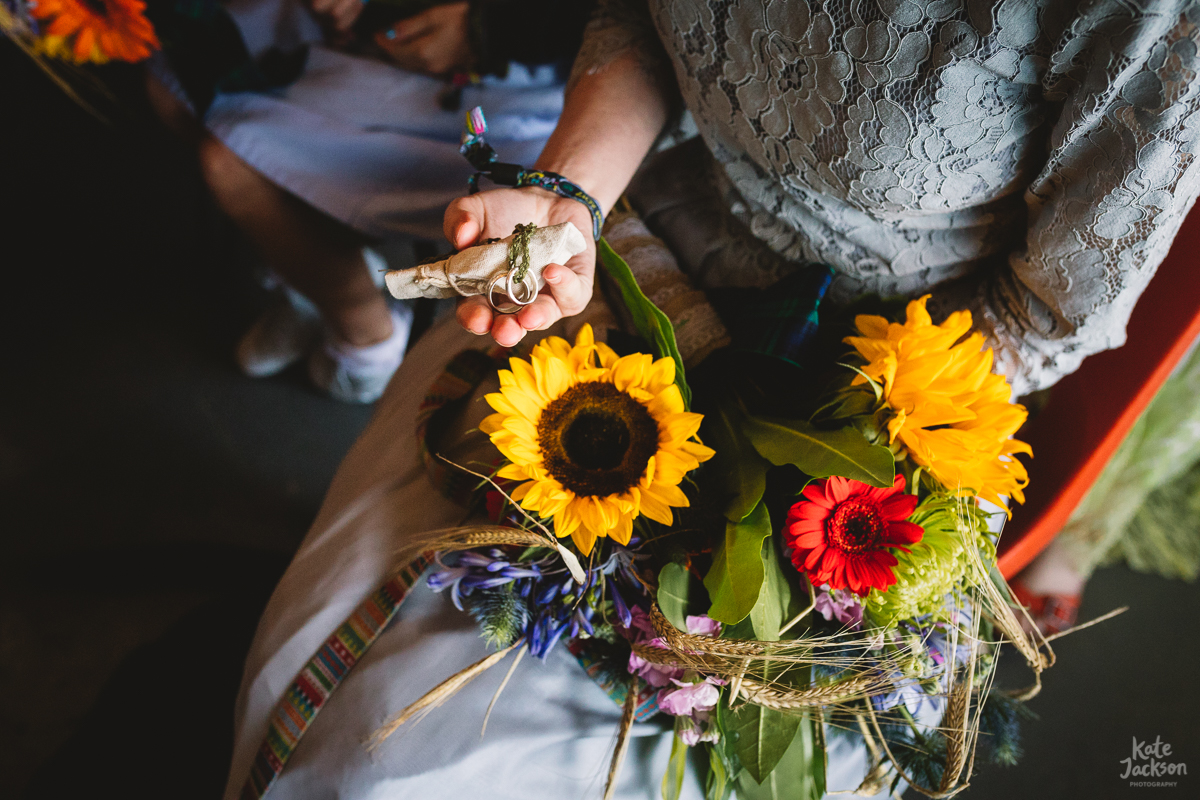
844, 295, 1032, 512
30, 0, 159, 65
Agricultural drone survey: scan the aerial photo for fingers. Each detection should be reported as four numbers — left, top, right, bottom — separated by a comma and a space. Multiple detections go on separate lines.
375, 31, 437, 73
543, 262, 591, 317
332, 0, 362, 32
376, 3, 470, 75
457, 298, 528, 348
490, 314, 528, 348
514, 264, 582, 331
456, 296, 493, 336
514, 293, 562, 333
385, 14, 435, 44
444, 197, 483, 249
310, 0, 361, 33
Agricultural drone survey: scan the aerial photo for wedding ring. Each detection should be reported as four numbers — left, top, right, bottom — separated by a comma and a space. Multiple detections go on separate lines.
486, 268, 538, 314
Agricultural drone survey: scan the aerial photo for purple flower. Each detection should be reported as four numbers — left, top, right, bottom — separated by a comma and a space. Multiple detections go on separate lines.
814, 585, 864, 630
426, 549, 542, 610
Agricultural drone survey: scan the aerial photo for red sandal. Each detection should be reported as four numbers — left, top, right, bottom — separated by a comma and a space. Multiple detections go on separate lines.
1011, 582, 1081, 637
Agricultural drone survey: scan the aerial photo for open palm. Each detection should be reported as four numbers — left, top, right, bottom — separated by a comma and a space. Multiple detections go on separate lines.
444, 187, 597, 347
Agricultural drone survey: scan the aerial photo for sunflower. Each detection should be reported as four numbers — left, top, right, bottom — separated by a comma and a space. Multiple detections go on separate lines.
481, 325, 714, 556
844, 295, 1032, 511
783, 475, 924, 596
29, 0, 159, 65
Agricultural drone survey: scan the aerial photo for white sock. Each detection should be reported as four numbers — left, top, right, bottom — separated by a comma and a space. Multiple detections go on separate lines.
323, 305, 414, 374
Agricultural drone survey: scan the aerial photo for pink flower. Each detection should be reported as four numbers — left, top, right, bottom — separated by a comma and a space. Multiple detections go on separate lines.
628, 652, 683, 687
622, 610, 722, 688
658, 678, 721, 716
685, 615, 722, 637
677, 711, 719, 746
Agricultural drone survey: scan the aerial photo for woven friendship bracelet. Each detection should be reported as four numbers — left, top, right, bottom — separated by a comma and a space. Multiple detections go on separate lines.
460, 106, 604, 241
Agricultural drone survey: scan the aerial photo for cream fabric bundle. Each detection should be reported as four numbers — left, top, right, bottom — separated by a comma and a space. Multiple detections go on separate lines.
384, 222, 587, 300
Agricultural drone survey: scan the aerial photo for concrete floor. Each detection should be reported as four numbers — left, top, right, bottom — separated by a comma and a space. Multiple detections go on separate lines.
3, 42, 1197, 800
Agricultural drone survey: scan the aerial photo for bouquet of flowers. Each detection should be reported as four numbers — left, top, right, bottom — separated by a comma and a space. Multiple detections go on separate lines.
1, 0, 158, 66
3, 0, 305, 118
368, 240, 1054, 799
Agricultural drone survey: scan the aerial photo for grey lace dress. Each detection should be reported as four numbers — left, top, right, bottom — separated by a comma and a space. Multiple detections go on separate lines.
576, 0, 1200, 396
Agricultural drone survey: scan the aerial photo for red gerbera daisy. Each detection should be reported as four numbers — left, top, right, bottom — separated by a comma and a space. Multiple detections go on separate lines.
783, 475, 924, 596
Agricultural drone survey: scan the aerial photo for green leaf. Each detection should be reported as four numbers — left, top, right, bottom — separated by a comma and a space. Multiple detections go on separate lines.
837, 362, 884, 403
734, 712, 825, 800
816, 389, 878, 421
703, 502, 773, 625
598, 237, 691, 407
749, 539, 792, 642
742, 415, 895, 487
726, 697, 801, 784
704, 400, 770, 522
707, 743, 732, 800
661, 732, 689, 800
658, 561, 695, 631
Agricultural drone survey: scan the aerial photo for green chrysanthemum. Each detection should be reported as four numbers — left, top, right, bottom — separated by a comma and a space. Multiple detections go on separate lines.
864, 494, 992, 625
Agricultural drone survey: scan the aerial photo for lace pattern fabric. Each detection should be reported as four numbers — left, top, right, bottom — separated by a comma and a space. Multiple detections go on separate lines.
575, 0, 1200, 395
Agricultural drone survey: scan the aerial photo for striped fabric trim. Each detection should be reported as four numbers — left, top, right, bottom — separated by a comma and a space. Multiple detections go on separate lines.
239, 556, 432, 800
567, 638, 661, 722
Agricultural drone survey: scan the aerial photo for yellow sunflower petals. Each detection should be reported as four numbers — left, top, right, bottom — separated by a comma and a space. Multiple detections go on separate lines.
681, 440, 716, 462
560, 502, 582, 531
637, 488, 676, 525
660, 411, 704, 444
850, 293, 1031, 505
594, 341, 619, 367
610, 513, 634, 546
478, 325, 714, 550
569, 524, 597, 556
496, 463, 531, 481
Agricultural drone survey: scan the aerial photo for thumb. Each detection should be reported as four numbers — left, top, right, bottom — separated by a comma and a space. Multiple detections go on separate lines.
443, 197, 482, 250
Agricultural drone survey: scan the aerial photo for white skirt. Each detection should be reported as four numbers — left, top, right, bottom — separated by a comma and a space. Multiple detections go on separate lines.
168, 0, 564, 240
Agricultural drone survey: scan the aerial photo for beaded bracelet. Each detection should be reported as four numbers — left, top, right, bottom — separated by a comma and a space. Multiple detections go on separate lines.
459, 106, 604, 241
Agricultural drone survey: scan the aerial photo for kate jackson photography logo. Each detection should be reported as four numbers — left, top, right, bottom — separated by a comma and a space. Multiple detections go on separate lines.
1121, 736, 1187, 788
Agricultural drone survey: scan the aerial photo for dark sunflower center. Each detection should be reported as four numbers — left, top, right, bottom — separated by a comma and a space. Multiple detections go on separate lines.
537, 381, 659, 498
81, 0, 109, 16
827, 501, 885, 554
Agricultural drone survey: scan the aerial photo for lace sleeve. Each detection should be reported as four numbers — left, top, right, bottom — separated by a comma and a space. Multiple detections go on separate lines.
962, 2, 1200, 397
566, 0, 679, 108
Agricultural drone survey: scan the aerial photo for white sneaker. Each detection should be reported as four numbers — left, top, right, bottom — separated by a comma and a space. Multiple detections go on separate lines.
308, 304, 414, 404
235, 288, 322, 378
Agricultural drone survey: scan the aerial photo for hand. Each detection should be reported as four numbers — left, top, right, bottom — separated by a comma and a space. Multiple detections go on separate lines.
374, 2, 474, 76
444, 187, 597, 347
308, 0, 364, 43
